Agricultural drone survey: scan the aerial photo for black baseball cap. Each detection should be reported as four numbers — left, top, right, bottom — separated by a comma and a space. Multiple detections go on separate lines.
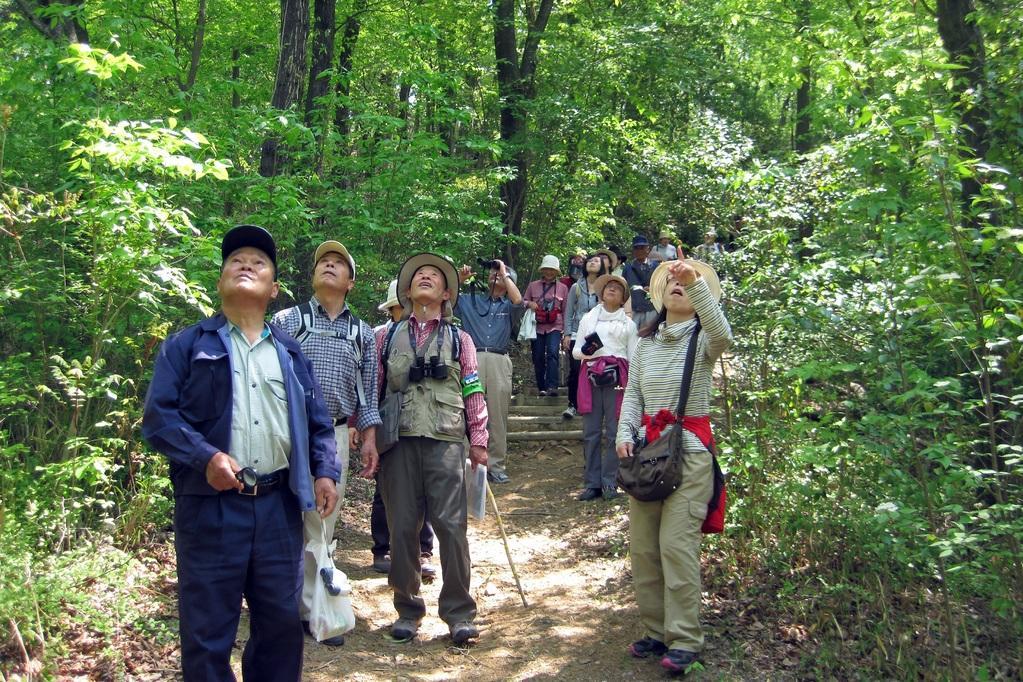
221, 224, 277, 269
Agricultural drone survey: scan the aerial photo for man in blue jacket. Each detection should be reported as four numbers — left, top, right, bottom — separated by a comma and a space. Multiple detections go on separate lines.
142, 225, 339, 681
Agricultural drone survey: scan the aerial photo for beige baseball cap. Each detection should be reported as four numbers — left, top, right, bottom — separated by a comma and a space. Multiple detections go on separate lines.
313, 240, 356, 279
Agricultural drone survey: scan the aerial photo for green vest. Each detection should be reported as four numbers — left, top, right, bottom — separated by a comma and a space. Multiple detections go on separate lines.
385, 321, 466, 442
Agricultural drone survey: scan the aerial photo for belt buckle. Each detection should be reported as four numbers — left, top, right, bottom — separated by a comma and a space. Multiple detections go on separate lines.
240, 483, 259, 496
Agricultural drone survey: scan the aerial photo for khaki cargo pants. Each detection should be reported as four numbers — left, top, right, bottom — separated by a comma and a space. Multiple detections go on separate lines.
628, 447, 713, 652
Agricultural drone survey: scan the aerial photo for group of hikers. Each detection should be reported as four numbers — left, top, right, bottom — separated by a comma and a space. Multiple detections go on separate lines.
141, 223, 732, 680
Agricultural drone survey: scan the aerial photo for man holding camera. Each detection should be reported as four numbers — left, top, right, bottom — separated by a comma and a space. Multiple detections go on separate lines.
271, 239, 380, 646
455, 258, 522, 485
523, 255, 568, 396
142, 225, 339, 681
376, 253, 489, 645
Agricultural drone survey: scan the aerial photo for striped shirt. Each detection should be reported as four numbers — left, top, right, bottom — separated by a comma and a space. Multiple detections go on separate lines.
272, 298, 381, 432
375, 316, 490, 448
616, 277, 732, 451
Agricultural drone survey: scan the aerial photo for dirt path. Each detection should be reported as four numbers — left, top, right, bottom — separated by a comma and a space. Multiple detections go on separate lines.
278, 439, 780, 681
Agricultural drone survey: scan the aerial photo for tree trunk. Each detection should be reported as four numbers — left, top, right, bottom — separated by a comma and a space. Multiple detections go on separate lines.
305, 0, 335, 125
794, 0, 815, 254
305, 0, 336, 172
15, 0, 88, 43
935, 0, 988, 222
259, 0, 311, 177
334, 2, 364, 145
492, 0, 556, 268
179, 0, 207, 120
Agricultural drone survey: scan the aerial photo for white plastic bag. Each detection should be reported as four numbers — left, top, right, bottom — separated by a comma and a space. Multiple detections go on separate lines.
308, 524, 356, 642
518, 309, 537, 341
465, 459, 487, 521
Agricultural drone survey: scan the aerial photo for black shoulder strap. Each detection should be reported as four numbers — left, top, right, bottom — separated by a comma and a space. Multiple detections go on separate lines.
674, 317, 702, 416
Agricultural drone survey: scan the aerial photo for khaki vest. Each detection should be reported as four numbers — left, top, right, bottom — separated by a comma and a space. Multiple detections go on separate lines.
385, 321, 466, 442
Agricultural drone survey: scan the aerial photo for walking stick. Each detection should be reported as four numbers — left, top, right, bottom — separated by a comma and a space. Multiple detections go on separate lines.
486, 481, 529, 607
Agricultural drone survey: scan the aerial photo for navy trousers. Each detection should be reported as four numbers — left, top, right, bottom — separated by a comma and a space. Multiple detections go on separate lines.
530, 330, 562, 392
174, 490, 304, 682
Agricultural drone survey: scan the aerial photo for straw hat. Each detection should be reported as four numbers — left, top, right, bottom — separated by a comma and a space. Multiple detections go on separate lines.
592, 274, 629, 300
313, 240, 356, 279
649, 259, 721, 312
538, 254, 561, 273
397, 253, 459, 309
377, 279, 399, 312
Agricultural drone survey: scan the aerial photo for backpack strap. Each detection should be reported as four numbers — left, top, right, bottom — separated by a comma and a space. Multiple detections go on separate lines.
347, 314, 366, 410
294, 301, 316, 345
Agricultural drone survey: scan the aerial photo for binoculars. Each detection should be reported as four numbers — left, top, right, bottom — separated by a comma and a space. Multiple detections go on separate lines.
409, 355, 448, 382
477, 257, 500, 270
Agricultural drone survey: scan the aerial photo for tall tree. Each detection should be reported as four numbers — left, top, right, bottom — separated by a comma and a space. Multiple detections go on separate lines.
493, 0, 555, 266
259, 0, 311, 177
305, 0, 336, 171
935, 0, 988, 222
334, 1, 365, 148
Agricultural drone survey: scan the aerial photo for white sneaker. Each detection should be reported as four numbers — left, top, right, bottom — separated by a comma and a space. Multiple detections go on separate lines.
562, 406, 577, 419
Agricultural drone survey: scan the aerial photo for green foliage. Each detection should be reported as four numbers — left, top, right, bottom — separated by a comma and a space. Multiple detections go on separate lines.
1, 0, 1021, 676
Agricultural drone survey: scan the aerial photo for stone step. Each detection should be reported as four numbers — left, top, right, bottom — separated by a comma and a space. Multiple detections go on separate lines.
508, 430, 584, 442
511, 394, 567, 406
508, 415, 575, 431
508, 405, 567, 416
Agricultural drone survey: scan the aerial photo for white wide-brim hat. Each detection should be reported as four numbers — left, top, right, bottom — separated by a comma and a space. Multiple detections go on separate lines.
649, 259, 721, 312
397, 253, 459, 309
538, 254, 561, 273
377, 279, 399, 312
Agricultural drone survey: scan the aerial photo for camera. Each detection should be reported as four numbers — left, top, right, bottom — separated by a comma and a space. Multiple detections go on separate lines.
409, 355, 449, 382
477, 257, 500, 270
536, 297, 560, 324
581, 331, 603, 356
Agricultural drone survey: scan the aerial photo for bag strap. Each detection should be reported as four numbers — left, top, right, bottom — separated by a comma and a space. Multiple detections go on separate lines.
673, 317, 702, 417
294, 301, 316, 344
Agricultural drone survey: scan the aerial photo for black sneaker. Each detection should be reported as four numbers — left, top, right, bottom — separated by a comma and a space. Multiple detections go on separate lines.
577, 488, 601, 501
372, 554, 391, 573
602, 485, 620, 500
628, 636, 667, 659
661, 649, 698, 673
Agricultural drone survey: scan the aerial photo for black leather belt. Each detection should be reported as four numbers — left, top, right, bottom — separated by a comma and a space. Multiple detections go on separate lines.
239, 469, 288, 497
334, 417, 348, 426
477, 347, 508, 355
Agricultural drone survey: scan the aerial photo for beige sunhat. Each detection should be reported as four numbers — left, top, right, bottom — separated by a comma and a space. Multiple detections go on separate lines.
592, 248, 619, 271
397, 253, 459, 309
592, 274, 629, 300
649, 259, 721, 312
538, 254, 561, 273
